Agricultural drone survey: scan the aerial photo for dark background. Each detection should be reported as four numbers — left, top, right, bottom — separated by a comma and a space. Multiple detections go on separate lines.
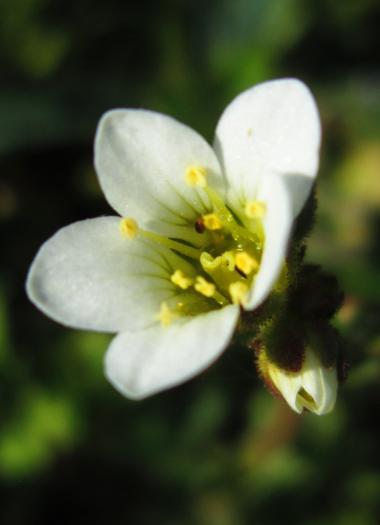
1, 1, 380, 524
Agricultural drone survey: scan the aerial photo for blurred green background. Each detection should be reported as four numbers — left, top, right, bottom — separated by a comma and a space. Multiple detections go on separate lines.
1, 1, 380, 524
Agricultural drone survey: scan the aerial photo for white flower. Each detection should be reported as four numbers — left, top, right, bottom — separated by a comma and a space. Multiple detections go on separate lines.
26, 78, 321, 400
263, 347, 338, 415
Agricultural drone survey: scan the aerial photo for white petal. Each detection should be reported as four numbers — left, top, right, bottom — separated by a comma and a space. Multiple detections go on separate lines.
214, 78, 321, 216
300, 349, 324, 409
315, 367, 338, 415
104, 305, 239, 399
95, 109, 223, 238
301, 349, 338, 415
270, 369, 304, 415
246, 173, 292, 310
26, 217, 191, 333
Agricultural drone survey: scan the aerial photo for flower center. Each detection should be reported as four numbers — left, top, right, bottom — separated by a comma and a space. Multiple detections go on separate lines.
120, 165, 266, 325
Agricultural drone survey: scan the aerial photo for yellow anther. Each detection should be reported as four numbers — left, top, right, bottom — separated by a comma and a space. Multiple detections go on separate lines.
229, 282, 249, 305
171, 270, 193, 290
156, 302, 177, 327
235, 252, 259, 275
194, 276, 216, 298
185, 166, 207, 188
245, 200, 267, 219
120, 217, 139, 239
202, 213, 222, 230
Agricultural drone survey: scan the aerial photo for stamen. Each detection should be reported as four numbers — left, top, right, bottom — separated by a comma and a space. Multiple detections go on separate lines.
193, 274, 229, 306
203, 185, 227, 210
235, 252, 259, 275
138, 229, 201, 260
245, 200, 267, 219
120, 217, 139, 239
171, 270, 193, 290
227, 222, 259, 243
202, 213, 222, 231
156, 302, 177, 327
185, 166, 207, 188
187, 176, 257, 245
229, 282, 249, 305
194, 276, 215, 298
203, 187, 258, 243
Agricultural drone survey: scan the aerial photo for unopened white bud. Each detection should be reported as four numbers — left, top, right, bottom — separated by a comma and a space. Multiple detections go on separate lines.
266, 347, 338, 415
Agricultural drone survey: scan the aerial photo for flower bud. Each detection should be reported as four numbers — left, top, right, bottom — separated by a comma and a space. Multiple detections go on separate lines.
259, 346, 338, 415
